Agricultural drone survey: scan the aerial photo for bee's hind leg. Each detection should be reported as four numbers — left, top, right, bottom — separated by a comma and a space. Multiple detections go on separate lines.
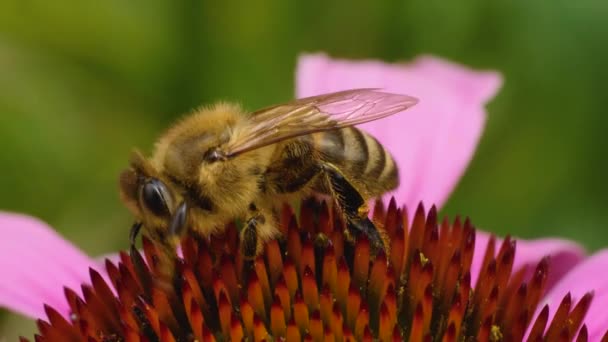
320, 163, 386, 252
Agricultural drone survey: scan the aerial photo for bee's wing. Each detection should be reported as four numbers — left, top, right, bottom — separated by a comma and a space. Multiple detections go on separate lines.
225, 88, 418, 157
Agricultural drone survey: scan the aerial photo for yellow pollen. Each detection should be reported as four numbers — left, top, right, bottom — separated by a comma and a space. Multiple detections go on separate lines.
357, 204, 369, 218
419, 252, 429, 266
490, 325, 503, 341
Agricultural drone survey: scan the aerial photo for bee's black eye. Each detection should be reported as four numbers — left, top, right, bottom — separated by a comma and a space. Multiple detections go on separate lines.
141, 179, 171, 216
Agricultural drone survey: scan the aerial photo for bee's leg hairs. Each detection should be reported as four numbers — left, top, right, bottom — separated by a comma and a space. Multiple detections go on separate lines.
320, 163, 385, 251
241, 202, 280, 260
241, 214, 262, 259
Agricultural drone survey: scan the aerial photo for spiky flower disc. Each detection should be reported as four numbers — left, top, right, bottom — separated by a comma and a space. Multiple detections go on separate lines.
24, 199, 601, 341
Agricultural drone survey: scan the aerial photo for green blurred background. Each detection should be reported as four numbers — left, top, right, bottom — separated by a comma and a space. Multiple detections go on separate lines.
1, 0, 606, 337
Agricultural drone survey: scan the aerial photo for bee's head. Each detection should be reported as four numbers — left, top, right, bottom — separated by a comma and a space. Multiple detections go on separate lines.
119, 150, 188, 243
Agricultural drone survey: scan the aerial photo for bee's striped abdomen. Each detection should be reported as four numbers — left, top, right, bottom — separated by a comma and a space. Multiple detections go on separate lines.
314, 127, 399, 197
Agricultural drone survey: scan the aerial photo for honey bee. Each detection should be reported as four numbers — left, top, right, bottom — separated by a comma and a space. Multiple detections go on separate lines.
119, 89, 418, 258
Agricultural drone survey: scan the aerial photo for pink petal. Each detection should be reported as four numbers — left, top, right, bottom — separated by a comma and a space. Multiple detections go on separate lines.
296, 53, 502, 210
470, 231, 585, 289
513, 237, 585, 290
533, 250, 608, 340
0, 212, 104, 319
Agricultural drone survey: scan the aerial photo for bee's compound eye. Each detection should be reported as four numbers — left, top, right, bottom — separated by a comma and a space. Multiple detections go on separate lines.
141, 179, 172, 217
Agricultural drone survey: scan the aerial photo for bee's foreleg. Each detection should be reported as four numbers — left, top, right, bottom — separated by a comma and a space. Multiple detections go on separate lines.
241, 214, 262, 259
320, 163, 386, 251
142, 201, 187, 280
241, 203, 279, 259
129, 221, 142, 246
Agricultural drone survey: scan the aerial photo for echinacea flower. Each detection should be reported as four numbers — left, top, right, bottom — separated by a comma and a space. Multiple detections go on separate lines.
1, 54, 607, 340
2, 200, 607, 341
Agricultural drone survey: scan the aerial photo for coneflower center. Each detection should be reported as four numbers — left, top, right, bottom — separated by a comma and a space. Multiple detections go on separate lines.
27, 199, 597, 341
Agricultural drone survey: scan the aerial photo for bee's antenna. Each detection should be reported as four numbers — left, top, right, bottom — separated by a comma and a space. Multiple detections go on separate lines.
129, 221, 142, 246
169, 201, 188, 237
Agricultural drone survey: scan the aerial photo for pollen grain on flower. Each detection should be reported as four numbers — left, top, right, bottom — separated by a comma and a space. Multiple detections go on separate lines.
24, 199, 600, 341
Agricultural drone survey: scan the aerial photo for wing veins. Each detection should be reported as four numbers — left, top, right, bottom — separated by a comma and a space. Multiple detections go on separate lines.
225, 89, 418, 157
